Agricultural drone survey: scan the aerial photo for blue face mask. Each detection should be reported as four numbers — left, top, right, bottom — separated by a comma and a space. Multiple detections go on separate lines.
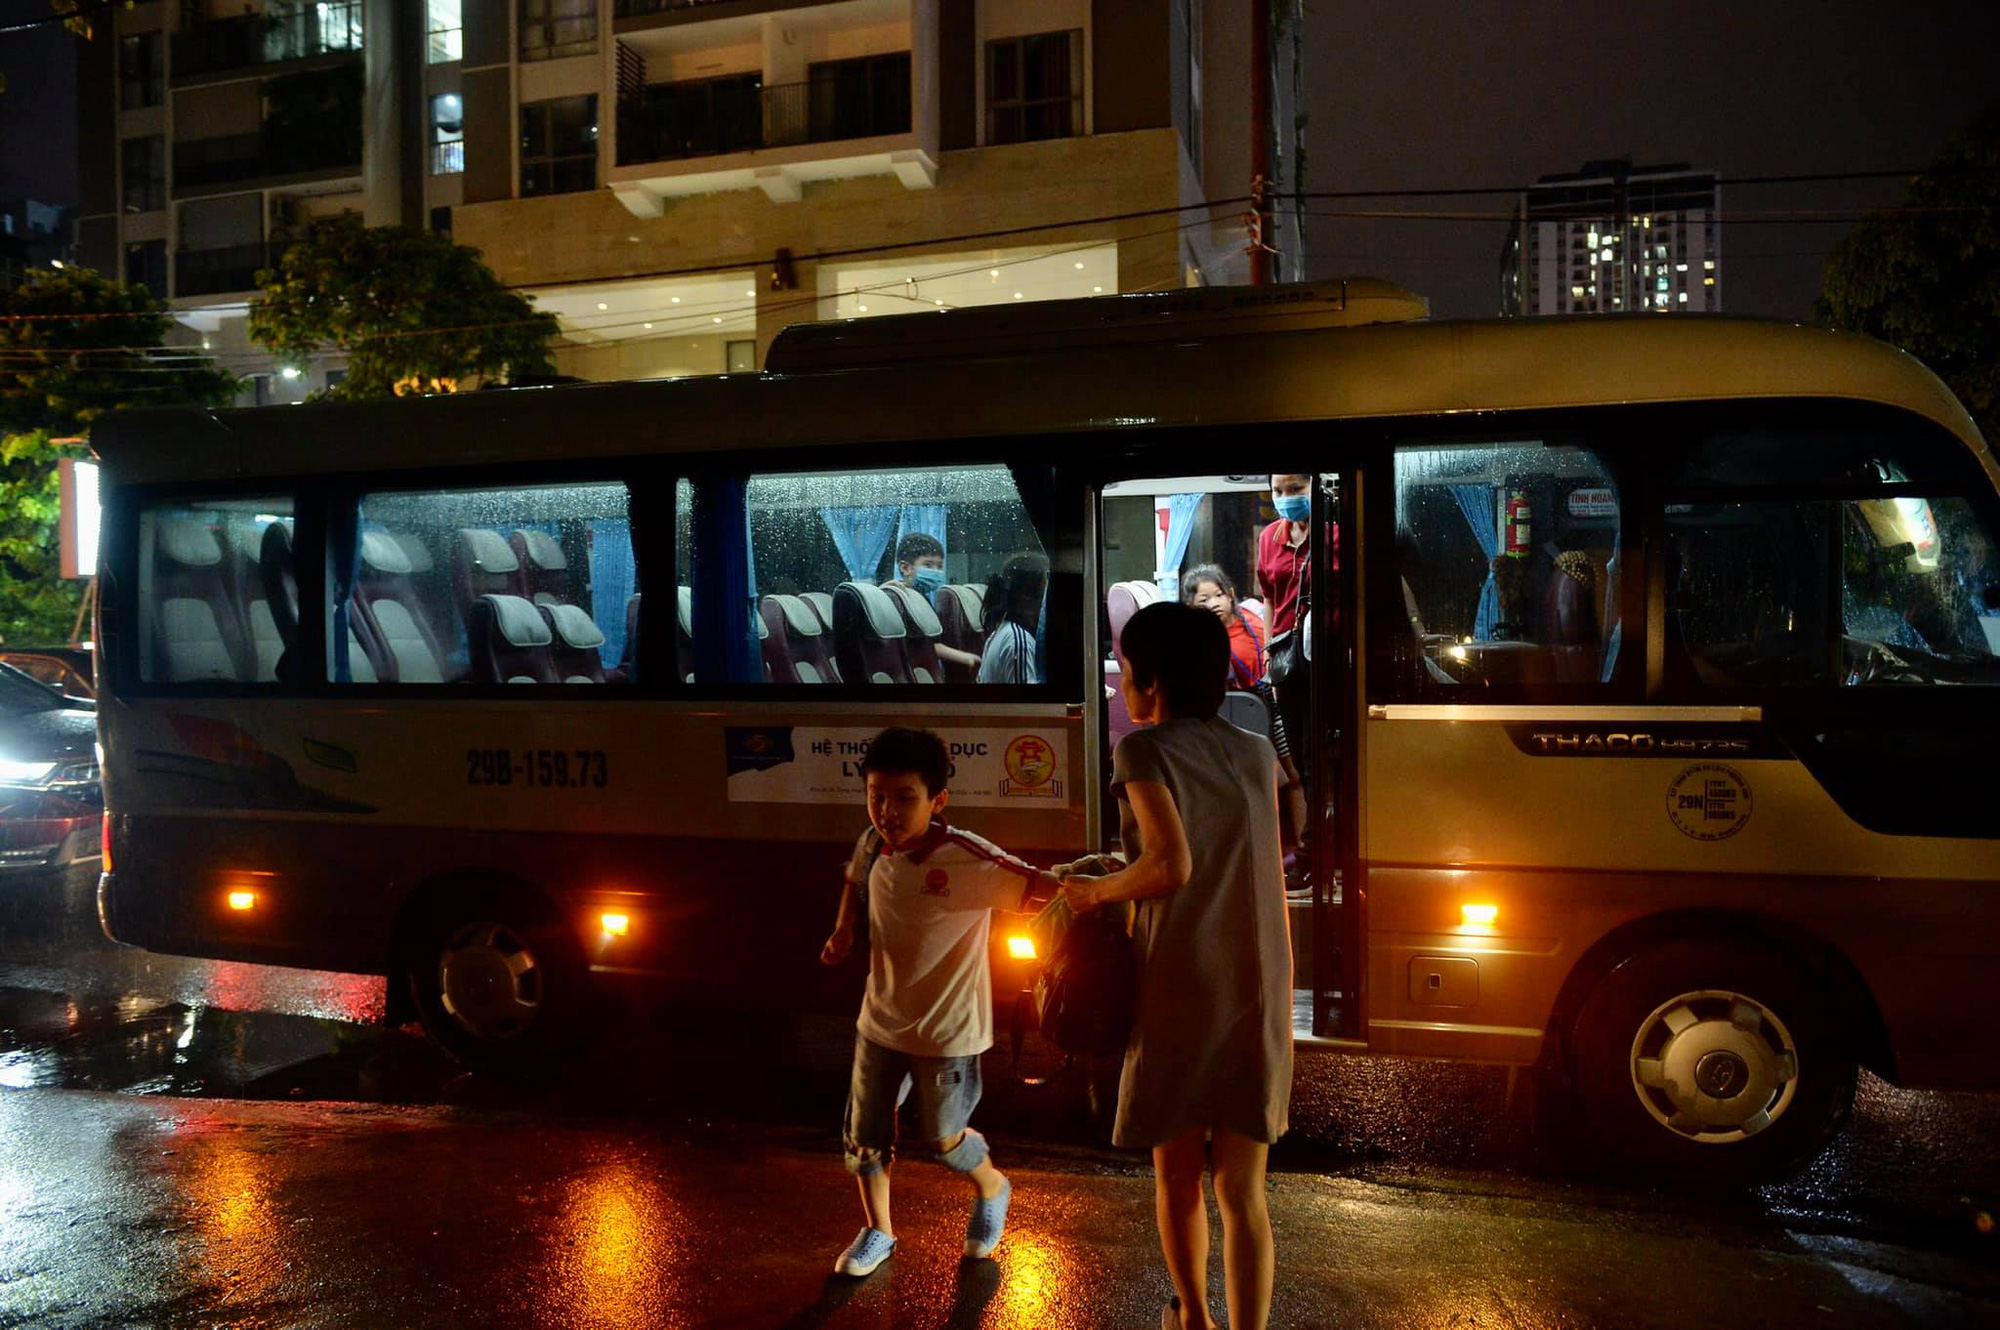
1274, 493, 1311, 523
909, 565, 946, 596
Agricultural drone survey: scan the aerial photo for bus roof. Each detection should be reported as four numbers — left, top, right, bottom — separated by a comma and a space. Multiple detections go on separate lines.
91, 294, 1991, 488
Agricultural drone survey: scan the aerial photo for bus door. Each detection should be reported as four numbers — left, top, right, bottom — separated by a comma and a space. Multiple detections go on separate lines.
1091, 469, 1361, 1044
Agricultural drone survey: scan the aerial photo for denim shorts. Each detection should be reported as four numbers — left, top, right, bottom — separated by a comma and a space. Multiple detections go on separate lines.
842, 1034, 987, 1176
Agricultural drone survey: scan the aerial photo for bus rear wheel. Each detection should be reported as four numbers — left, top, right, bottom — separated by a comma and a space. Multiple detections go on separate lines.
1568, 938, 1855, 1188
406, 888, 588, 1076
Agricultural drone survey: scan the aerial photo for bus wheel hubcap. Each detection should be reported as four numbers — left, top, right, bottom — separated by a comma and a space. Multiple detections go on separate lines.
438, 922, 543, 1041
1628, 988, 1798, 1143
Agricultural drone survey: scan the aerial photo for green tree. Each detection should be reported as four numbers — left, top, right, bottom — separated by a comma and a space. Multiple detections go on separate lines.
248, 216, 560, 400
1817, 100, 2000, 443
0, 267, 236, 644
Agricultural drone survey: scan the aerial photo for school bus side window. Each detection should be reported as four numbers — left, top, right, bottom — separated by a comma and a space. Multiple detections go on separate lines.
332, 482, 637, 685
1392, 441, 1625, 693
676, 463, 1054, 687
135, 497, 296, 684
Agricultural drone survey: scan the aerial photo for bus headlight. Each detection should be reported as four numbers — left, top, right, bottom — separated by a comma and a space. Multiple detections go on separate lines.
599, 912, 631, 938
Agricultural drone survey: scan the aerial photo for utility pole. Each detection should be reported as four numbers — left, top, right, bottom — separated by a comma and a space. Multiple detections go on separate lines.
1248, 0, 1273, 284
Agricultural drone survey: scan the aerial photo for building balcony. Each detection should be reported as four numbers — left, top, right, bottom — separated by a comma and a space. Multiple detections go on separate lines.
616, 71, 910, 165
174, 127, 362, 193
171, 5, 365, 82
614, 0, 829, 28
175, 243, 269, 299
610, 55, 932, 212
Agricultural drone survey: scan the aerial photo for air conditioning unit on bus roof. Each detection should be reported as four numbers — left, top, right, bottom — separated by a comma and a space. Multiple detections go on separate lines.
762, 278, 1429, 375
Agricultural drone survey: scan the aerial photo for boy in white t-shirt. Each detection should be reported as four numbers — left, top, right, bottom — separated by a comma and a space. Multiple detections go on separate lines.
818, 726, 1055, 1277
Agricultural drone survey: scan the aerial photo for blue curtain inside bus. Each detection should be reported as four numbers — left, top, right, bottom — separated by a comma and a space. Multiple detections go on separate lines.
590, 518, 635, 669
822, 504, 900, 582
1448, 484, 1500, 640
329, 500, 362, 682
1157, 493, 1204, 599
895, 504, 947, 581
692, 477, 762, 683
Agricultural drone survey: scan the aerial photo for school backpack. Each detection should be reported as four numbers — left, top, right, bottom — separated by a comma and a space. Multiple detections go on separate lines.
1033, 909, 1138, 1057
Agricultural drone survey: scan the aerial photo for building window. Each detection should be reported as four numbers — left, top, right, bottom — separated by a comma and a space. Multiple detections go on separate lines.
520, 95, 597, 196
431, 93, 464, 175
725, 340, 756, 374
121, 136, 165, 213
427, 0, 462, 63
986, 30, 1082, 145
124, 240, 166, 299
520, 0, 596, 62
119, 32, 162, 110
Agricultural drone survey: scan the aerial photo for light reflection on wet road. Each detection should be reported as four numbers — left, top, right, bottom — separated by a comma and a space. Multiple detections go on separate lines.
2, 862, 1999, 1327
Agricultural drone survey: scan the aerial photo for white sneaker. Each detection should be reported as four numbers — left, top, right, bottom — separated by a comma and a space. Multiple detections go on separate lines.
834, 1226, 897, 1276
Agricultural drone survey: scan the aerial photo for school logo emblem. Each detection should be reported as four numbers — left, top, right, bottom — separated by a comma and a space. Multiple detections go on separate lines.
1002, 735, 1057, 796
1666, 763, 1753, 841
921, 868, 951, 896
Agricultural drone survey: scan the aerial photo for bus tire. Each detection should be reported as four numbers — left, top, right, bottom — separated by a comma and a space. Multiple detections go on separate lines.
1568, 938, 1855, 1188
404, 885, 590, 1077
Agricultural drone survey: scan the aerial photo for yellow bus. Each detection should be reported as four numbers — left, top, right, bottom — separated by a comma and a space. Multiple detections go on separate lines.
92, 282, 2000, 1185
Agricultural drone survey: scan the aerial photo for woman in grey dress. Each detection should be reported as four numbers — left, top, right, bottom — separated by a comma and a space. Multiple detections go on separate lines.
1062, 601, 1293, 1330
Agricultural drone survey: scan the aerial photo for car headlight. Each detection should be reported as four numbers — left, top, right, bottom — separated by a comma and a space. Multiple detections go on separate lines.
0, 758, 57, 785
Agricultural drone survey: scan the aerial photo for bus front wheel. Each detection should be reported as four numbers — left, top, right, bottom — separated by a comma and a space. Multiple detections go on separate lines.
1568, 938, 1855, 1187
405, 886, 588, 1076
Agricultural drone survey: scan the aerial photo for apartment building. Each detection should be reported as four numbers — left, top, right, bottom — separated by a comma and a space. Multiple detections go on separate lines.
1500, 159, 1720, 318
74, 0, 1304, 393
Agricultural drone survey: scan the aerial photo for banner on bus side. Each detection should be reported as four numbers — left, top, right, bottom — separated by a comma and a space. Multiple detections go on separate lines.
724, 726, 1068, 807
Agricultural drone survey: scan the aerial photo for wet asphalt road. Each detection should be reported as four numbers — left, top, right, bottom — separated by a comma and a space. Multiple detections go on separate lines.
3, 863, 1999, 1327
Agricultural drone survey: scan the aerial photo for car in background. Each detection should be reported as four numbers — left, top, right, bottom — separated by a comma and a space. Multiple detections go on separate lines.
0, 661, 101, 873
0, 647, 94, 702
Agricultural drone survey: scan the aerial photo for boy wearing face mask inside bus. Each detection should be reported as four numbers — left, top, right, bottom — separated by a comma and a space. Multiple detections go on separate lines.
886, 533, 982, 673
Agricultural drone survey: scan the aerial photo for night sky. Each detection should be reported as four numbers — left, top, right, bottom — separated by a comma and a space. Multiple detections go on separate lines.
0, 16, 77, 208
1301, 0, 2000, 320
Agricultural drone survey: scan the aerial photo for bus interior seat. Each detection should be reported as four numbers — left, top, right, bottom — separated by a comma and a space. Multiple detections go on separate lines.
1542, 554, 1601, 684
259, 521, 301, 672
540, 602, 607, 683
1219, 688, 1271, 736
453, 529, 523, 631
389, 532, 458, 656
932, 584, 985, 683
509, 529, 568, 607
620, 593, 640, 681
881, 582, 945, 684
675, 587, 694, 683
1106, 579, 1162, 657
357, 531, 448, 684
470, 593, 556, 684
151, 518, 251, 682
802, 591, 835, 632
832, 582, 912, 684
761, 594, 834, 684
226, 521, 284, 681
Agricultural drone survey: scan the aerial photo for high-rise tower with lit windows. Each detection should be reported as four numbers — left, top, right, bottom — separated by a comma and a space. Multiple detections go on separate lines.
1500, 159, 1719, 317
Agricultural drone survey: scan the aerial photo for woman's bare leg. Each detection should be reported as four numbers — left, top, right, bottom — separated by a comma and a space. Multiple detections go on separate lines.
1152, 1129, 1215, 1330
1210, 1129, 1274, 1330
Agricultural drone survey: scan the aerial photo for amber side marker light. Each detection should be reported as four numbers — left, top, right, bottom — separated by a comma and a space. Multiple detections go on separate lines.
599, 912, 631, 938
1461, 903, 1498, 927
226, 891, 257, 912
1006, 934, 1037, 960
